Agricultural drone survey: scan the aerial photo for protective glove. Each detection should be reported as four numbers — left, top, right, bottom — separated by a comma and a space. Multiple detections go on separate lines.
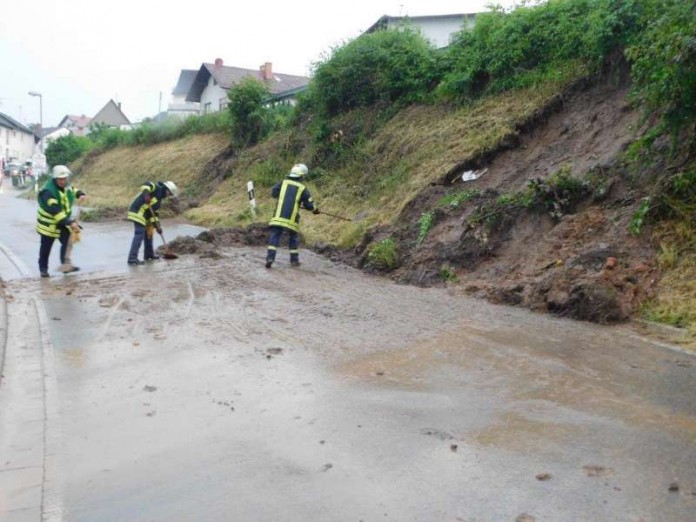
313, 208, 320, 215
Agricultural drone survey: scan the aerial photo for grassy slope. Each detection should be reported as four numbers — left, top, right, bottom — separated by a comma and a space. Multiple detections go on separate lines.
71, 134, 230, 210
198, 73, 578, 247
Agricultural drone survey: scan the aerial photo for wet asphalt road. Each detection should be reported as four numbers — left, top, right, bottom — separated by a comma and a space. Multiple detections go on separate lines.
0, 188, 695, 522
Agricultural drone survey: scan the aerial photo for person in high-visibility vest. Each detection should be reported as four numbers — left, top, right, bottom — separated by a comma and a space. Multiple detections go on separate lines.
265, 163, 319, 268
36, 165, 86, 277
127, 180, 178, 265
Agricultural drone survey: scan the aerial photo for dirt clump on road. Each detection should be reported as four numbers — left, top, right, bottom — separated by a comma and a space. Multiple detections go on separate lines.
165, 223, 269, 258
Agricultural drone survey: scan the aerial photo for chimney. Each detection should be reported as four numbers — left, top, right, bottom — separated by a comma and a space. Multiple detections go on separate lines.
260, 62, 272, 80
214, 58, 223, 67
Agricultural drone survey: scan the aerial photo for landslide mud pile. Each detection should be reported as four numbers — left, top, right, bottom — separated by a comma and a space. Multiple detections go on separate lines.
354, 77, 659, 324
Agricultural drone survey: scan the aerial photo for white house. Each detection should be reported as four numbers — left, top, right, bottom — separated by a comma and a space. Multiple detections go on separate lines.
364, 13, 478, 48
0, 112, 37, 164
57, 114, 92, 136
41, 126, 71, 148
168, 69, 200, 119
185, 59, 310, 115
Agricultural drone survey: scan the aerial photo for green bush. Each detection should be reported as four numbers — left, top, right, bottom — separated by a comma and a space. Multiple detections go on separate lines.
307, 28, 438, 119
45, 134, 94, 167
416, 212, 434, 244
438, 189, 481, 207
439, 264, 459, 283
228, 77, 270, 149
366, 237, 399, 270
626, 0, 696, 135
250, 159, 285, 188
437, 0, 641, 101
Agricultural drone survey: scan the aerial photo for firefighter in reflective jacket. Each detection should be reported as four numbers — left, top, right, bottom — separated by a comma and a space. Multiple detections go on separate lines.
36, 165, 86, 277
127, 180, 178, 265
265, 163, 319, 268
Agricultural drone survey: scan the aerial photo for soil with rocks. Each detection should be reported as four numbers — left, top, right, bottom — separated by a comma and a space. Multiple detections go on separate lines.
344, 76, 660, 324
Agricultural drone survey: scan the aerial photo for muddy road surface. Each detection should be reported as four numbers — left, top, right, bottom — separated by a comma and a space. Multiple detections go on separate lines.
1, 191, 695, 522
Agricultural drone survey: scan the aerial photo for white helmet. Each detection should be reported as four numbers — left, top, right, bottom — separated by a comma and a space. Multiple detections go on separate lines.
52, 165, 72, 179
289, 163, 308, 179
162, 181, 179, 197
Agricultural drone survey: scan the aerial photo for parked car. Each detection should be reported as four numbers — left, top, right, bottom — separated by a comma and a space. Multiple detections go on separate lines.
6, 161, 26, 188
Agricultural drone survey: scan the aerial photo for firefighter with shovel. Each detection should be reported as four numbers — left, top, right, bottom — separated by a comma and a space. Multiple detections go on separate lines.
36, 165, 86, 277
265, 163, 320, 268
127, 180, 178, 265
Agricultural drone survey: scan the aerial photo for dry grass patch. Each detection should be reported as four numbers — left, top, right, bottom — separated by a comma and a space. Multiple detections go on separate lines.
641, 221, 696, 350
72, 134, 229, 209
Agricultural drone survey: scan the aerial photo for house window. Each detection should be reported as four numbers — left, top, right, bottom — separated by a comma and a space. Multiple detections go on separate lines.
204, 102, 212, 114
219, 98, 228, 111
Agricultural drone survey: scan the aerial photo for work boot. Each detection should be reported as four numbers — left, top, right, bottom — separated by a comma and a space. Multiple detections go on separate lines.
128, 259, 145, 266
145, 255, 161, 261
265, 260, 273, 269
64, 266, 80, 273
40, 271, 50, 278
290, 260, 301, 267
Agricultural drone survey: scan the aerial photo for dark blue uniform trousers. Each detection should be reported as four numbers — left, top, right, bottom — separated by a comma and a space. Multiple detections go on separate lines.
266, 226, 299, 263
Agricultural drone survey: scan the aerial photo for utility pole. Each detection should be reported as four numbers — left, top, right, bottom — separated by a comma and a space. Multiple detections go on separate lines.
28, 91, 44, 190
28, 91, 43, 151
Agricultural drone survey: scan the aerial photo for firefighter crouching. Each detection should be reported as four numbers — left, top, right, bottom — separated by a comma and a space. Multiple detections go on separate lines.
127, 180, 178, 265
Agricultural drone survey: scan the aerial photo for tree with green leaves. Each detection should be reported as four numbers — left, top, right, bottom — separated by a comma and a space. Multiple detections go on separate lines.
227, 77, 270, 149
45, 134, 93, 168
306, 28, 438, 119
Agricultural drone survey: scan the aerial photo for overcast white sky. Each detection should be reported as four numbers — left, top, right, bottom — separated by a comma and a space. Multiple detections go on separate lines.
1, 0, 515, 127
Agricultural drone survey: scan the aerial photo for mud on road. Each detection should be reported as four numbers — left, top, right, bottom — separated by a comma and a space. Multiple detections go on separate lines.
2, 239, 695, 521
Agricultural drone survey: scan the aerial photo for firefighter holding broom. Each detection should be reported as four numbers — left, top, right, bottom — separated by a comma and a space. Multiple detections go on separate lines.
127, 180, 178, 266
36, 165, 86, 278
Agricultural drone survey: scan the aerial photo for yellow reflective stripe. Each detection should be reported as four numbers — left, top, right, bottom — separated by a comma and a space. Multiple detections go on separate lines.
128, 211, 147, 225
47, 198, 58, 205
54, 211, 67, 222
269, 217, 299, 231
275, 182, 289, 218
267, 246, 277, 251
36, 224, 59, 237
285, 181, 304, 222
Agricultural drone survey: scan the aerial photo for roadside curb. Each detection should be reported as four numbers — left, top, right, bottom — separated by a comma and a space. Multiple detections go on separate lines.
0, 286, 63, 521
629, 318, 695, 355
33, 297, 64, 522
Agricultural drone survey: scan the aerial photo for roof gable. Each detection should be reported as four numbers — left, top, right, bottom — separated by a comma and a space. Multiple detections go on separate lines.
58, 114, 92, 128
0, 112, 34, 134
92, 99, 131, 126
172, 70, 198, 96
186, 60, 310, 102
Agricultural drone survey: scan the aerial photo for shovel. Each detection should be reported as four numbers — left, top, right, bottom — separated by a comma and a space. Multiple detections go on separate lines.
147, 204, 178, 259
156, 228, 179, 260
